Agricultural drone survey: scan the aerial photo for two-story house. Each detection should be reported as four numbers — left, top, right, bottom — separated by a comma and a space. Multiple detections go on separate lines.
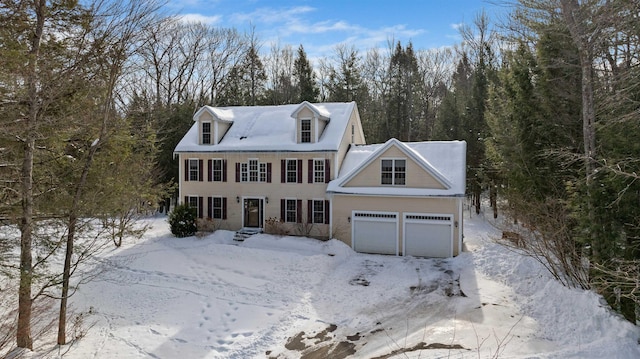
174, 101, 467, 257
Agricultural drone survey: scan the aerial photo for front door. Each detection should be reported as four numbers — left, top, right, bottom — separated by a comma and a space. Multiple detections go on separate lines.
243, 198, 263, 228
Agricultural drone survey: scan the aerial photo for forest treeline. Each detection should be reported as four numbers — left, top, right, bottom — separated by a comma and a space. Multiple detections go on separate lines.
1, 0, 639, 353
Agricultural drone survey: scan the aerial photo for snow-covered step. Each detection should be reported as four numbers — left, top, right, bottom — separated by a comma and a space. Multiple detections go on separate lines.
233, 228, 262, 241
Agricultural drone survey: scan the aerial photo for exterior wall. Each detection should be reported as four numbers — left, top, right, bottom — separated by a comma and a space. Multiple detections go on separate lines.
331, 194, 463, 256
336, 108, 366, 174
179, 151, 335, 238
343, 146, 447, 189
216, 121, 232, 144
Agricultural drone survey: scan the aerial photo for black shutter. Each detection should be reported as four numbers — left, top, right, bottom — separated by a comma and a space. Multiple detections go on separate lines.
198, 160, 203, 181
307, 200, 312, 223
198, 196, 204, 218
207, 197, 212, 219
308, 159, 313, 183
296, 199, 302, 223
297, 159, 302, 183
223, 160, 227, 182
235, 162, 240, 182
281, 159, 286, 183
184, 159, 189, 181
280, 199, 285, 221
267, 163, 272, 183
325, 159, 330, 183
207, 160, 212, 182
222, 197, 227, 219
324, 200, 330, 224
184, 196, 188, 206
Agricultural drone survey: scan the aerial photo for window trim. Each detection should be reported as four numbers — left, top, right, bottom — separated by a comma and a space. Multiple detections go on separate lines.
286, 158, 298, 183
285, 198, 297, 223
185, 195, 203, 218
381, 158, 406, 186
188, 158, 199, 181
211, 196, 223, 219
313, 159, 325, 183
300, 118, 312, 143
210, 158, 223, 182
238, 158, 268, 183
312, 199, 325, 224
202, 121, 211, 144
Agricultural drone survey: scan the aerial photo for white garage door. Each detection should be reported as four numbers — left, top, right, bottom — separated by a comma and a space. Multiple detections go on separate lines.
403, 214, 453, 258
352, 211, 398, 255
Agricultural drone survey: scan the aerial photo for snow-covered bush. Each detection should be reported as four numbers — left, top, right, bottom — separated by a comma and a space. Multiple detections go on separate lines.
168, 204, 197, 237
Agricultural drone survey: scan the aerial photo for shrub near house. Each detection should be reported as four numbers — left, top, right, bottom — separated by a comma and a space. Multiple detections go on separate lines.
169, 204, 197, 238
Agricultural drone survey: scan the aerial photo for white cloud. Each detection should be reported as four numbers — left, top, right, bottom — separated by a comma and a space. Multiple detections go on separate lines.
230, 6, 315, 25
178, 13, 222, 25
450, 22, 464, 31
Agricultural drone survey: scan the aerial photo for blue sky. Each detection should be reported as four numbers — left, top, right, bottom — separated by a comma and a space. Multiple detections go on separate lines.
167, 0, 505, 57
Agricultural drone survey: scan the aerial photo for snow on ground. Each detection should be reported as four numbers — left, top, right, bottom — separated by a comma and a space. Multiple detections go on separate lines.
15, 213, 640, 358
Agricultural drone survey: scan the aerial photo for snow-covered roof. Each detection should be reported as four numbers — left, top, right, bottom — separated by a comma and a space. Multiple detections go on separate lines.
290, 101, 330, 120
327, 139, 467, 197
174, 102, 356, 153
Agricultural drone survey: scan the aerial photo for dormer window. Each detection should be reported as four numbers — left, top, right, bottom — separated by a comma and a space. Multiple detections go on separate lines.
202, 122, 211, 144
301, 119, 311, 143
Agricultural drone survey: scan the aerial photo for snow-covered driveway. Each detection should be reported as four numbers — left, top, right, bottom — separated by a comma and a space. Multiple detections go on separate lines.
61, 214, 639, 358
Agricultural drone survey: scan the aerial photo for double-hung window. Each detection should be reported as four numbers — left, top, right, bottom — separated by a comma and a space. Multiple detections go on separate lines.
285, 199, 297, 223
381, 159, 406, 185
314, 159, 325, 183
187, 196, 198, 209
286, 159, 298, 183
202, 122, 211, 144
301, 119, 311, 143
189, 159, 199, 181
312, 200, 325, 224
248, 159, 259, 182
211, 197, 223, 219
237, 160, 270, 183
211, 159, 223, 181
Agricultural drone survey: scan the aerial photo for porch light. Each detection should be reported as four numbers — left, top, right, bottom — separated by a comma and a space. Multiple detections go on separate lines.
265, 197, 269, 204
236, 196, 240, 203
348, 216, 351, 223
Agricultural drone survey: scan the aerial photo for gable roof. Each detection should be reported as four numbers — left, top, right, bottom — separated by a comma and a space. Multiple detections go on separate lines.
290, 101, 330, 120
174, 102, 356, 153
327, 139, 467, 197
193, 106, 234, 122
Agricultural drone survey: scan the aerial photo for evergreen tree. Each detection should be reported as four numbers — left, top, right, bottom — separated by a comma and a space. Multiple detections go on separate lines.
217, 44, 267, 106
326, 45, 368, 104
293, 45, 319, 103
384, 42, 422, 141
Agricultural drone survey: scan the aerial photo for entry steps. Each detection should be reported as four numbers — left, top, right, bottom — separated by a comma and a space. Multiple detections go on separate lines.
233, 227, 262, 241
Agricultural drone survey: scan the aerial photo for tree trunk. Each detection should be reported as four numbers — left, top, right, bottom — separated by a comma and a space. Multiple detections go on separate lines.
18, 0, 46, 349
560, 0, 597, 255
57, 215, 76, 345
17, 138, 34, 350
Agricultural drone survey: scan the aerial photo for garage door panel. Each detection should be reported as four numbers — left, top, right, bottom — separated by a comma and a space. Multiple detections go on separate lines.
352, 211, 398, 255
405, 222, 451, 258
353, 221, 396, 254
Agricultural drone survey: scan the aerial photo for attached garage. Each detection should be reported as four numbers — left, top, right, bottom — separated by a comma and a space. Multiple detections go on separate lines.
351, 211, 398, 255
403, 213, 453, 258
328, 138, 467, 258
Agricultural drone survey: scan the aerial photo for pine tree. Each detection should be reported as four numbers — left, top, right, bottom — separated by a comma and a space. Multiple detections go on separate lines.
293, 45, 319, 103
384, 42, 422, 141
